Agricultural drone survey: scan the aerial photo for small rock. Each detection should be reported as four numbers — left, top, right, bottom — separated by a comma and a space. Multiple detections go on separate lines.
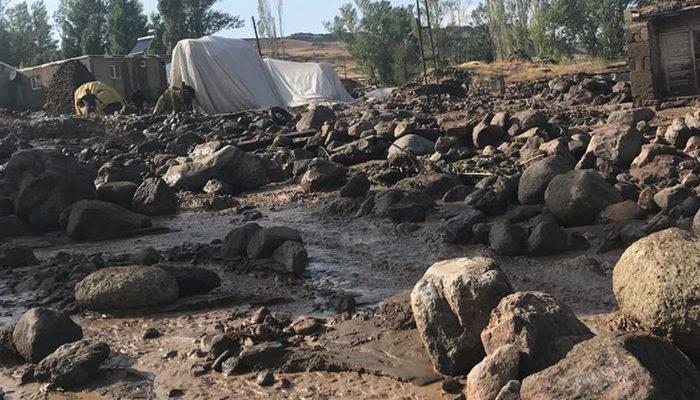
256, 370, 275, 387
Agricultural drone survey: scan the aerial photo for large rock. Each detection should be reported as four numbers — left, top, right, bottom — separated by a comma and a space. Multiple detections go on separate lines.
34, 340, 110, 389
387, 134, 435, 165
96, 181, 138, 208
75, 266, 179, 311
410, 258, 514, 375
544, 170, 622, 227
221, 223, 262, 259
12, 308, 83, 363
132, 178, 177, 216
296, 105, 334, 131
163, 145, 271, 191
443, 208, 487, 244
518, 156, 573, 205
4, 149, 96, 231
613, 228, 700, 361
473, 123, 504, 149
521, 333, 700, 400
159, 266, 221, 296
466, 344, 520, 400
300, 158, 348, 192
481, 292, 593, 376
64, 200, 151, 240
247, 226, 303, 259
607, 107, 655, 125
579, 125, 642, 168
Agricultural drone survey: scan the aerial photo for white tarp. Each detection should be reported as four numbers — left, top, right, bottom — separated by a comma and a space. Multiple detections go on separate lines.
170, 36, 354, 114
264, 58, 354, 107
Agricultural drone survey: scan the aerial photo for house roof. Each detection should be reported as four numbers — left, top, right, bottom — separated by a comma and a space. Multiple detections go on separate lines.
630, 0, 700, 21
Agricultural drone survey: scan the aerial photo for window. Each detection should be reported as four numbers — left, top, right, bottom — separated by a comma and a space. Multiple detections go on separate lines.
109, 64, 121, 79
30, 76, 41, 91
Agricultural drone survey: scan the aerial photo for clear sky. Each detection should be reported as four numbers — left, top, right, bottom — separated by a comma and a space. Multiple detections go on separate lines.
35, 0, 477, 39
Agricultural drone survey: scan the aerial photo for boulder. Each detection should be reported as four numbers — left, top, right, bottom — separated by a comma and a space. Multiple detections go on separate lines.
613, 228, 700, 361
386, 191, 434, 223
518, 156, 573, 205
272, 240, 309, 275
511, 110, 547, 131
411, 257, 514, 375
489, 221, 527, 256
4, 149, 96, 231
664, 118, 694, 149
96, 182, 138, 208
130, 246, 161, 266
466, 344, 520, 400
579, 125, 642, 168
481, 292, 593, 376
12, 308, 83, 363
544, 170, 622, 227
64, 200, 151, 240
162, 145, 271, 191
597, 200, 644, 224
465, 188, 509, 216
75, 266, 179, 310
0, 245, 38, 268
221, 342, 287, 374
653, 185, 692, 210
607, 107, 655, 125
443, 208, 487, 244
159, 266, 221, 296
132, 178, 177, 216
473, 123, 504, 149
387, 134, 434, 165
339, 173, 371, 198
300, 158, 348, 192
296, 105, 334, 131
521, 333, 700, 400
34, 340, 110, 389
221, 223, 262, 259
247, 226, 303, 259
526, 221, 568, 256
443, 185, 474, 203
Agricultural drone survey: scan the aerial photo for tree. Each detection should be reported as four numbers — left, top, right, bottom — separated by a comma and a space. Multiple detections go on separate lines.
30, 1, 59, 64
3, 0, 56, 67
55, 0, 107, 57
0, 1, 9, 64
276, 0, 285, 58
156, 0, 244, 52
327, 0, 419, 85
106, 0, 148, 55
5, 2, 33, 66
258, 0, 279, 57
148, 12, 167, 55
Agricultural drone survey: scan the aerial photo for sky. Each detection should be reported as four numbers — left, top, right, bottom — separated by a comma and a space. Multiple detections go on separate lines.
34, 0, 479, 39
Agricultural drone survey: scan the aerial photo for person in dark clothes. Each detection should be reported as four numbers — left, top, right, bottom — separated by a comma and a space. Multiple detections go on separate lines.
131, 89, 146, 114
181, 82, 196, 112
79, 89, 100, 113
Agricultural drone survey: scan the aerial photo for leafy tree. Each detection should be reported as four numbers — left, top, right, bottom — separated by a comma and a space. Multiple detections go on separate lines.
3, 0, 57, 66
106, 0, 148, 55
0, 1, 8, 64
156, 0, 245, 52
327, 0, 419, 85
463, 4, 494, 62
148, 12, 167, 55
55, 0, 107, 57
31, 1, 59, 64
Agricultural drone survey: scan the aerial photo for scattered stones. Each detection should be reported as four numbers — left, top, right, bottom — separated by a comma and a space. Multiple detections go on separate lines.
411, 257, 514, 375
613, 228, 700, 361
12, 308, 83, 363
75, 266, 179, 310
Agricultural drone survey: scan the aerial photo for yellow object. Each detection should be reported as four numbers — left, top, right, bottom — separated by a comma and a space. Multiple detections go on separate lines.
74, 81, 125, 115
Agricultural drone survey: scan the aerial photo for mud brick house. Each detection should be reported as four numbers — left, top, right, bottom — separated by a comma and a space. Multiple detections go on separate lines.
14, 55, 168, 110
0, 61, 16, 107
627, 1, 700, 106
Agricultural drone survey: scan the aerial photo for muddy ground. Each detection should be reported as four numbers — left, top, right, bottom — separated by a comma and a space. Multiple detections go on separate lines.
0, 178, 622, 399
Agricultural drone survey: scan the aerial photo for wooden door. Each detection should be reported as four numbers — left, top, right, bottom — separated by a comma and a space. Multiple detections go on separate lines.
661, 31, 697, 96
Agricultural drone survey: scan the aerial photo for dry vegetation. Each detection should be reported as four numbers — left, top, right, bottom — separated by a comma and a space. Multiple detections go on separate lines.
256, 38, 363, 79
459, 56, 618, 83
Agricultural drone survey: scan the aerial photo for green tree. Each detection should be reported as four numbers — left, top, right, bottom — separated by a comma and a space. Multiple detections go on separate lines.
148, 12, 167, 55
30, 1, 58, 64
5, 2, 33, 66
464, 3, 494, 62
106, 0, 148, 55
55, 0, 107, 57
156, 0, 244, 52
327, 0, 419, 85
0, 1, 8, 64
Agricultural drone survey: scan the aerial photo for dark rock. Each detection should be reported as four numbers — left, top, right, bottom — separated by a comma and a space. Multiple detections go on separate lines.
221, 342, 287, 374
97, 182, 138, 208
271, 241, 308, 275
12, 308, 83, 363
443, 185, 474, 203
444, 208, 487, 244
465, 188, 509, 216
64, 200, 151, 240
247, 226, 303, 259
300, 158, 348, 192
526, 221, 569, 256
130, 246, 161, 266
518, 155, 573, 205
159, 266, 221, 296
545, 170, 622, 227
34, 340, 110, 389
489, 221, 527, 256
221, 223, 262, 259
339, 173, 371, 198
256, 370, 275, 387
132, 178, 178, 216
0, 245, 38, 268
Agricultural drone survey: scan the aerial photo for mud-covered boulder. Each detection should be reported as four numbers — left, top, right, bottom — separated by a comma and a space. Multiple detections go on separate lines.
75, 266, 179, 311
34, 340, 110, 389
163, 145, 271, 191
132, 178, 177, 216
521, 333, 700, 400
411, 257, 514, 375
64, 200, 151, 240
12, 308, 83, 363
272, 241, 309, 275
247, 226, 303, 259
300, 158, 348, 192
613, 228, 700, 361
221, 223, 262, 259
544, 170, 622, 227
518, 156, 573, 205
159, 266, 221, 296
481, 292, 593, 376
4, 149, 96, 231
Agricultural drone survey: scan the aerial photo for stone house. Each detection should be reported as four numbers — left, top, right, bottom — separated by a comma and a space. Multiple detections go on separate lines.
0, 61, 16, 107
627, 1, 700, 105
13, 55, 168, 110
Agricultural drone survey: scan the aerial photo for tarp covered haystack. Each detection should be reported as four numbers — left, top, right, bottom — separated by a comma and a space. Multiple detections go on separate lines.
74, 81, 124, 115
170, 36, 353, 114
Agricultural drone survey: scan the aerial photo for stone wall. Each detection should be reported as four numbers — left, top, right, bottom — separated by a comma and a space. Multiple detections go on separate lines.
627, 21, 658, 106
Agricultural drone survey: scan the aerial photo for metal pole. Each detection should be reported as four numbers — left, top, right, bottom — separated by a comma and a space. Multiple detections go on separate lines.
415, 0, 428, 86
252, 16, 263, 58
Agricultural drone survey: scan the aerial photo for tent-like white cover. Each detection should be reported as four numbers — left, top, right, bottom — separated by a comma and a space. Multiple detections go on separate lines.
170, 36, 353, 114
264, 58, 354, 107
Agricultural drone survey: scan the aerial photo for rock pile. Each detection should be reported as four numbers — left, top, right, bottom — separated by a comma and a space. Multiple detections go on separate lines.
44, 60, 95, 116
221, 224, 309, 275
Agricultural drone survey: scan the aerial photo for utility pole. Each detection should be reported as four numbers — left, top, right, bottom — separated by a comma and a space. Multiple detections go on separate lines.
415, 0, 439, 85
252, 16, 263, 58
